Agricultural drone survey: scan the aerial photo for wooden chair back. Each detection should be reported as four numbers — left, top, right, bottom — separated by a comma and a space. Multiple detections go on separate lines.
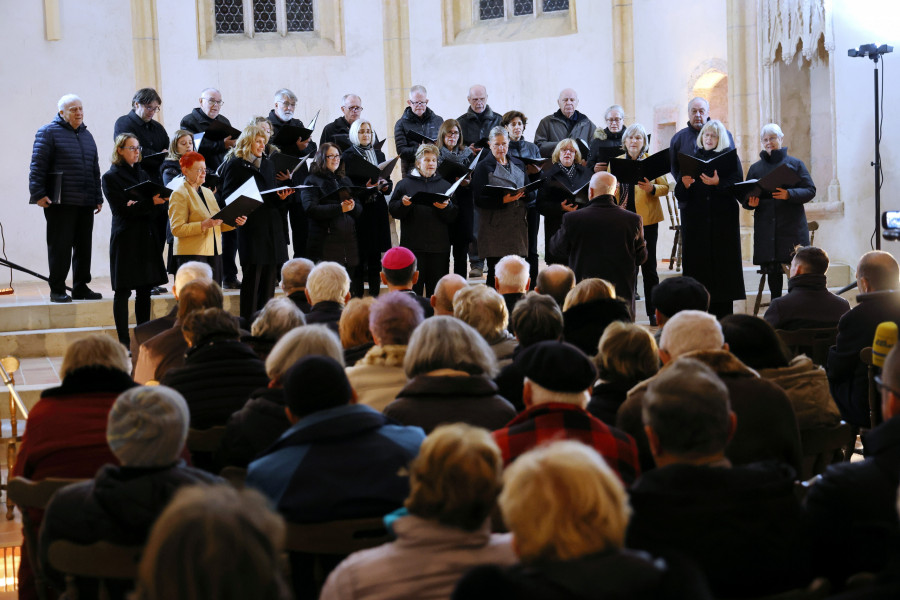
186, 426, 227, 453
46, 540, 142, 600
798, 421, 856, 480
776, 327, 838, 367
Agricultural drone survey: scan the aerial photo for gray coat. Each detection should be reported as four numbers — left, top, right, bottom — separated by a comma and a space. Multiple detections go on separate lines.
471, 154, 528, 257
534, 110, 596, 153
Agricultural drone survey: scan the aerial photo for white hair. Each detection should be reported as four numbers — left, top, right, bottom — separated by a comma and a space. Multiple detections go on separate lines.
604, 104, 625, 120
174, 261, 213, 296
489, 126, 509, 142
58, 94, 81, 112
250, 297, 305, 339
342, 93, 361, 106
274, 88, 297, 103
495, 255, 529, 291
526, 378, 590, 407
659, 310, 724, 359
760, 123, 784, 140
307, 262, 350, 305
265, 324, 344, 381
348, 118, 373, 147
409, 85, 427, 98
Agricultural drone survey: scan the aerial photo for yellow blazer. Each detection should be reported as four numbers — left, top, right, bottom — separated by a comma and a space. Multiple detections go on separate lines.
168, 181, 234, 256
610, 152, 668, 226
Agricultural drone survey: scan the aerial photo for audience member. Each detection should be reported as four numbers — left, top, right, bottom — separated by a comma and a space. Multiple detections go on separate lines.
218, 325, 344, 469
534, 264, 575, 308
721, 314, 841, 431
384, 317, 515, 432
494, 255, 530, 333
494, 293, 564, 412
281, 257, 315, 313
588, 321, 659, 426
627, 359, 812, 598
453, 441, 707, 599
430, 273, 467, 316
380, 246, 434, 317
617, 310, 802, 473
244, 297, 305, 360
305, 261, 351, 332
561, 278, 631, 357
161, 308, 268, 430
321, 424, 516, 599
339, 297, 376, 366
827, 251, 900, 426
533, 88, 596, 156
651, 275, 710, 331
134, 485, 291, 600
453, 284, 518, 366
764, 246, 850, 330
492, 341, 640, 485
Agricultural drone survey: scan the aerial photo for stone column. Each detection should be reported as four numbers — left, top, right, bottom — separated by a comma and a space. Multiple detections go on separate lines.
382, 0, 412, 246
43, 0, 61, 41
130, 0, 164, 125
611, 0, 635, 122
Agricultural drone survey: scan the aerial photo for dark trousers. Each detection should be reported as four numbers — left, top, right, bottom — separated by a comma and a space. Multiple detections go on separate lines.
288, 200, 309, 258
113, 287, 151, 346
412, 251, 450, 298
44, 204, 94, 294
640, 224, 659, 317
240, 263, 278, 323
222, 229, 239, 282
452, 243, 468, 277
175, 254, 223, 286
761, 261, 787, 299
351, 251, 383, 298
526, 206, 539, 289
709, 300, 734, 319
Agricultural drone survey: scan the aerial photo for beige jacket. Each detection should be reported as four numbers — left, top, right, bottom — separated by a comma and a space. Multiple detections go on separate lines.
346, 345, 409, 413
758, 355, 842, 431
168, 181, 233, 256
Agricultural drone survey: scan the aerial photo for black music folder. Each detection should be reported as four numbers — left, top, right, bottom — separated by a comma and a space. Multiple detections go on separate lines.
677, 149, 739, 179
203, 119, 241, 142
409, 176, 467, 206
405, 130, 436, 145
483, 179, 543, 199
139, 151, 167, 174
608, 149, 671, 185
125, 181, 172, 202
212, 196, 262, 227
549, 180, 591, 206
437, 160, 471, 181
731, 163, 803, 200
344, 155, 399, 183
44, 171, 63, 204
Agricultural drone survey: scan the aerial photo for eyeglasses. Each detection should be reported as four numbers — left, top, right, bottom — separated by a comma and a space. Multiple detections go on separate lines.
124, 145, 142, 151
142, 105, 161, 113
560, 148, 576, 153
278, 101, 297, 108
203, 99, 224, 106
445, 131, 460, 137
345, 106, 363, 112
606, 117, 623, 123
410, 101, 427, 106
875, 375, 900, 397
325, 154, 341, 159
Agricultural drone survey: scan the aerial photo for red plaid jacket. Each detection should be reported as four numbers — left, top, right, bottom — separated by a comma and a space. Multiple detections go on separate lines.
492, 402, 641, 486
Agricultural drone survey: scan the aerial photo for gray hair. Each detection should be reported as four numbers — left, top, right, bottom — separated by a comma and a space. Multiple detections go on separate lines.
642, 358, 731, 458
495, 255, 529, 291
759, 123, 784, 140
281, 258, 314, 294
274, 88, 297, 103
348, 118, 373, 147
199, 87, 221, 99
489, 126, 509, 143
307, 262, 350, 305
265, 324, 344, 382
510, 293, 564, 347
604, 104, 625, 120
526, 378, 589, 407
453, 284, 508, 341
341, 93, 361, 106
250, 297, 305, 339
174, 261, 213, 296
621, 123, 649, 155
659, 310, 723, 359
57, 94, 81, 112
403, 316, 498, 378
409, 85, 427, 98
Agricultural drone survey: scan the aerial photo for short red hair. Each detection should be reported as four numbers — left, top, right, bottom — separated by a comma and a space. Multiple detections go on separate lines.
179, 151, 205, 170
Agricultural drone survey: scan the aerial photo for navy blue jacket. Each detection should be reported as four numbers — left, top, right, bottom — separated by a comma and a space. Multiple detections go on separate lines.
29, 114, 102, 207
764, 273, 850, 331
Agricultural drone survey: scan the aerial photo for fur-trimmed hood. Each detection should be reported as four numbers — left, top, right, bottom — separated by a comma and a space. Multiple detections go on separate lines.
357, 344, 407, 368
629, 349, 757, 398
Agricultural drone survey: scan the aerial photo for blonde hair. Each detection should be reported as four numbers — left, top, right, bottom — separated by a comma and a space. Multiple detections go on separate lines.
405, 424, 503, 531
111, 133, 139, 166
595, 321, 659, 383
562, 278, 615, 312
696, 119, 730, 153
551, 138, 582, 164
453, 285, 508, 341
227, 124, 268, 162
500, 441, 631, 562
60, 334, 131, 379
339, 297, 375, 349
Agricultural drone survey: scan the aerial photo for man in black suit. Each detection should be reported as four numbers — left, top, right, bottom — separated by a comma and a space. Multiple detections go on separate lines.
764, 245, 850, 330
281, 258, 314, 314
494, 255, 529, 333
827, 251, 900, 426
549, 172, 647, 315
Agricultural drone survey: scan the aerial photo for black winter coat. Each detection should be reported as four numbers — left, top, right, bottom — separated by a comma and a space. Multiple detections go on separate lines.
743, 148, 816, 264
219, 156, 289, 266
179, 108, 232, 172
342, 145, 393, 254
29, 114, 102, 207
668, 121, 736, 185
389, 172, 458, 253
160, 340, 269, 429
301, 169, 363, 267
394, 107, 444, 173
763, 273, 850, 331
537, 162, 591, 263
113, 111, 169, 183
159, 158, 182, 186
562, 297, 632, 357
267, 109, 317, 158
438, 147, 476, 247
587, 380, 636, 426
101, 163, 167, 291
218, 386, 289, 468
319, 116, 353, 147
673, 147, 745, 304
471, 153, 529, 257
457, 106, 502, 147
587, 128, 624, 170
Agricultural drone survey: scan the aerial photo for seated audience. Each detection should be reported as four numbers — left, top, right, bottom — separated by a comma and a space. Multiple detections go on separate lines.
346, 292, 424, 412
453, 284, 518, 366
827, 251, 900, 427
384, 317, 515, 433
617, 310, 802, 474
588, 322, 659, 426
133, 278, 224, 384
493, 255, 530, 333
430, 273, 467, 316
380, 246, 434, 317
534, 264, 575, 308
280, 258, 315, 314
161, 308, 268, 430
494, 293, 564, 412
492, 341, 640, 485
764, 245, 850, 331
806, 344, 900, 582
721, 314, 841, 431
627, 359, 812, 598
453, 441, 708, 600
304, 261, 351, 333
218, 325, 344, 469
339, 297, 376, 366
39, 386, 221, 596
321, 424, 516, 599
561, 278, 631, 357
243, 297, 305, 360
651, 274, 710, 332
133, 485, 291, 600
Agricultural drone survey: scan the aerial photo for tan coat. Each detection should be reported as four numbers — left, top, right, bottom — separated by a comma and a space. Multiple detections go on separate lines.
345, 345, 409, 413
610, 152, 668, 226
168, 180, 233, 257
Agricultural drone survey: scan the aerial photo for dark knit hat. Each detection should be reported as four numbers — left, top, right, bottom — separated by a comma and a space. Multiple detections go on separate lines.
382, 246, 416, 270
283, 355, 353, 417
515, 340, 597, 393
652, 276, 710, 318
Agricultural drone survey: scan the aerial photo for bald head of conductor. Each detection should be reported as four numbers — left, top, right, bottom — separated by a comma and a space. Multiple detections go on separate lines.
558, 88, 579, 120
589, 171, 618, 200
688, 97, 710, 132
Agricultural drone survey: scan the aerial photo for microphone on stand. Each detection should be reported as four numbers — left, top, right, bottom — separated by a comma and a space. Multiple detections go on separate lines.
872, 321, 898, 368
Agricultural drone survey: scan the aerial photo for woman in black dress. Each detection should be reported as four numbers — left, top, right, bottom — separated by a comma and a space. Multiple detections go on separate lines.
502, 110, 542, 287
537, 138, 591, 265
101, 134, 168, 346
436, 118, 474, 277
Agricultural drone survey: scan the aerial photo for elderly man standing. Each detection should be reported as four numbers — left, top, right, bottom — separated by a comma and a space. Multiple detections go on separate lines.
549, 172, 646, 315
457, 84, 502, 151
179, 87, 235, 174
320, 93, 364, 147
29, 94, 103, 303
533, 88, 595, 157
669, 97, 735, 188
394, 85, 443, 175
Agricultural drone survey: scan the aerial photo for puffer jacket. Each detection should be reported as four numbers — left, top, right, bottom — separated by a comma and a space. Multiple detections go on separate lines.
29, 114, 102, 207
301, 169, 363, 267
758, 355, 842, 431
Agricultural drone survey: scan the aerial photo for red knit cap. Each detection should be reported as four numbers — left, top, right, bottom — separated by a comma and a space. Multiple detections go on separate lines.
382, 246, 416, 270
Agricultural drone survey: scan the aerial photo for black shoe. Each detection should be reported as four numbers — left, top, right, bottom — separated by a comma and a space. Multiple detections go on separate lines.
72, 287, 102, 300
223, 279, 241, 290
50, 292, 72, 303
150, 286, 167, 295
648, 314, 658, 327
